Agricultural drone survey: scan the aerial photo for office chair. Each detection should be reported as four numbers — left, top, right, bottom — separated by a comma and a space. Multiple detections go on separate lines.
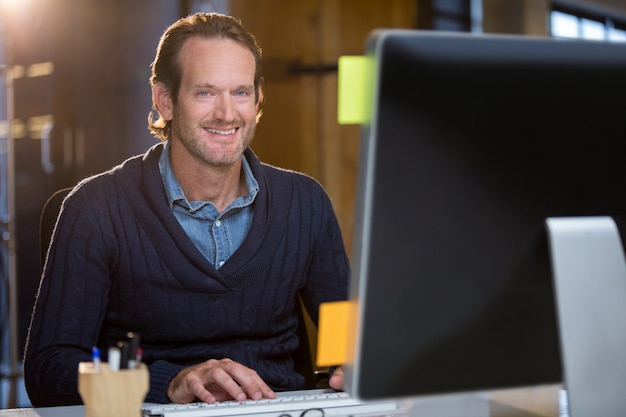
293, 295, 330, 388
39, 187, 328, 388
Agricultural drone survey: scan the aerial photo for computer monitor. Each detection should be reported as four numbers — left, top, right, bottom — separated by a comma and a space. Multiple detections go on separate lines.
344, 29, 626, 408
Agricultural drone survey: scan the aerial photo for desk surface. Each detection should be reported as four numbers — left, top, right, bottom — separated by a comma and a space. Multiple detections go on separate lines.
0, 385, 564, 417
0, 405, 83, 417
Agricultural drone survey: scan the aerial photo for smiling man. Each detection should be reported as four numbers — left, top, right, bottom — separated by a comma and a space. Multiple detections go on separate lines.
24, 13, 349, 407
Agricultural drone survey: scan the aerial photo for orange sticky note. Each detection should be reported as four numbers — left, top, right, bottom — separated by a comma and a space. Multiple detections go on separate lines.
316, 300, 351, 367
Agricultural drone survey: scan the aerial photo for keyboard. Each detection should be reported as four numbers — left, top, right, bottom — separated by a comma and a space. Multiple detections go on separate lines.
142, 389, 404, 417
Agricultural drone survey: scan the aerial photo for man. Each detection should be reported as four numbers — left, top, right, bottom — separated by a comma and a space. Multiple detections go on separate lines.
24, 12, 348, 406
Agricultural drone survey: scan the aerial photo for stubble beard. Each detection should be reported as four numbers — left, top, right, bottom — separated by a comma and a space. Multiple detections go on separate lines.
172, 116, 257, 168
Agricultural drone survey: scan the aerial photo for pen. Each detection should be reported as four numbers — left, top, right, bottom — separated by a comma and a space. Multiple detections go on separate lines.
91, 346, 101, 372
108, 346, 121, 372
118, 341, 130, 369
127, 332, 141, 368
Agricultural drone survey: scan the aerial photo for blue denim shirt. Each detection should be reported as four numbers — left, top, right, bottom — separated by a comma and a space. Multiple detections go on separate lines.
158, 143, 259, 269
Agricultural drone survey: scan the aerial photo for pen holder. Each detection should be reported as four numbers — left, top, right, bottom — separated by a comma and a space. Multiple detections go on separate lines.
78, 362, 149, 417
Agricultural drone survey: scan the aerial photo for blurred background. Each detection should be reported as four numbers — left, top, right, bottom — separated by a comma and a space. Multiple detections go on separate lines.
1, 0, 625, 409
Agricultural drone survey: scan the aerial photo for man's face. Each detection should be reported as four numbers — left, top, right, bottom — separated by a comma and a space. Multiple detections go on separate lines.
168, 36, 261, 168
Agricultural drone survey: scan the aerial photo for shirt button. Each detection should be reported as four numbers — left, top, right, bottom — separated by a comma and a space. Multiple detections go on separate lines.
219, 260, 225, 267
215, 220, 222, 227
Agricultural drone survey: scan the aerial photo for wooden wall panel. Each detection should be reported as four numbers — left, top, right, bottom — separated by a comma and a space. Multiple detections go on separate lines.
230, 0, 322, 177
230, 0, 416, 253
317, 0, 416, 254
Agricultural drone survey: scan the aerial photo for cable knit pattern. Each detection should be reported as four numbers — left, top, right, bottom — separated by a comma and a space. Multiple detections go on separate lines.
24, 144, 349, 406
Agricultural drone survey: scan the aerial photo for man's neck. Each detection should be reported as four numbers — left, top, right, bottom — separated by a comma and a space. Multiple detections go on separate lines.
170, 146, 247, 213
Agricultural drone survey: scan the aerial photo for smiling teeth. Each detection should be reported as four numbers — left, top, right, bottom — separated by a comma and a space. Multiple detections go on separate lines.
206, 128, 236, 135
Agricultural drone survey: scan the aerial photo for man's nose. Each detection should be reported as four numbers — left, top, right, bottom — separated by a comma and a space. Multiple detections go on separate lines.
214, 93, 235, 121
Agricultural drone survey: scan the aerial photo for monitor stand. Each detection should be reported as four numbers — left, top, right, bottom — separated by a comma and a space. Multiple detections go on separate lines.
546, 216, 626, 417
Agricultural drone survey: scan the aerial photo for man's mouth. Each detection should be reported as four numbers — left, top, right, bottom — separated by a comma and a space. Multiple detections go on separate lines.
205, 127, 237, 135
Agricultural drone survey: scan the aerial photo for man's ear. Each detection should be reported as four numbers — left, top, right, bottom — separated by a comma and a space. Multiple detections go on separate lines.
153, 83, 174, 121
255, 87, 264, 123
256, 87, 264, 108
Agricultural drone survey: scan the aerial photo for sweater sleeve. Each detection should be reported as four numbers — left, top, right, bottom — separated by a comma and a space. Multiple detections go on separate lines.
299, 182, 351, 327
146, 361, 186, 403
24, 189, 112, 406
24, 186, 189, 406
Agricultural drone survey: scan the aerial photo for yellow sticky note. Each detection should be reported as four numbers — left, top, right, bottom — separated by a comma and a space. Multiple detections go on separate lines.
316, 300, 351, 367
337, 56, 369, 125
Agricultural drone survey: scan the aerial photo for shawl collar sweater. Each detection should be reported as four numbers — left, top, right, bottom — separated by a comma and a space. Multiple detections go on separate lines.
24, 144, 349, 406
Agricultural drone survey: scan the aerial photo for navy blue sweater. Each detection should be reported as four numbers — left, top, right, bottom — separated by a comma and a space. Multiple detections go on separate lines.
24, 144, 349, 406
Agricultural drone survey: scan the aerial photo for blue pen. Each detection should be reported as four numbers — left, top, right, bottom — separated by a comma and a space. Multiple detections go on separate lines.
91, 346, 101, 371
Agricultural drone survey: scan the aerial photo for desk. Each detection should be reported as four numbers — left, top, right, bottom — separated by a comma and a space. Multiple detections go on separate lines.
0, 405, 84, 417
0, 385, 563, 417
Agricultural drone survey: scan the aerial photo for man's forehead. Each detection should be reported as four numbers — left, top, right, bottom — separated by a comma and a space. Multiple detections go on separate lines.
182, 38, 254, 67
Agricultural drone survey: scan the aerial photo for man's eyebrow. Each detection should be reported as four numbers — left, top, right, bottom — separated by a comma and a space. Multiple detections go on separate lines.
192, 83, 216, 89
233, 84, 255, 92
192, 83, 254, 91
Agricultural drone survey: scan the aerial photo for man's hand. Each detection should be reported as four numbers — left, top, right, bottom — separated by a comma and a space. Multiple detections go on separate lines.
329, 366, 343, 390
167, 358, 276, 404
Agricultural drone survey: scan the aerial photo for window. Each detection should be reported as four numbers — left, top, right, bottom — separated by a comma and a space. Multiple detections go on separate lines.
551, 2, 626, 41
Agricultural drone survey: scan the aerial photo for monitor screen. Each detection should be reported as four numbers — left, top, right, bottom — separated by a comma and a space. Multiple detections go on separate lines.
344, 30, 626, 401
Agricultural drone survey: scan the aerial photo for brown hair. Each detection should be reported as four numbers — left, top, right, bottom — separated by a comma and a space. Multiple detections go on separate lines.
147, 13, 264, 140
